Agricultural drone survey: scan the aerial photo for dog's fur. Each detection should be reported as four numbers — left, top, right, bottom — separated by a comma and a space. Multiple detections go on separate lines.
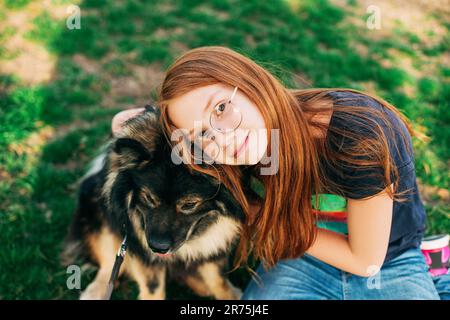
62, 107, 247, 300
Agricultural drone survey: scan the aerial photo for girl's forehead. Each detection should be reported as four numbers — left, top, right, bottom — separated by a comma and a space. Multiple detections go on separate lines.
167, 84, 231, 129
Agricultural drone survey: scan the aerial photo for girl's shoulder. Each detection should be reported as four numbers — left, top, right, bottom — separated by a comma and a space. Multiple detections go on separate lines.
324, 90, 413, 157
320, 90, 415, 199
325, 90, 381, 106
325, 90, 391, 130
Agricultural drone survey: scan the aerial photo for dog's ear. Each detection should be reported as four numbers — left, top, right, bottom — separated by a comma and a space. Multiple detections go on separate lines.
110, 138, 153, 169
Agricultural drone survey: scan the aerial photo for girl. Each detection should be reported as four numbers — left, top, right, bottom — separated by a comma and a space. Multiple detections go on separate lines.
111, 46, 449, 300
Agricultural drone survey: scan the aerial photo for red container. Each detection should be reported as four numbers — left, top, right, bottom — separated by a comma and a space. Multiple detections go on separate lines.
420, 234, 450, 276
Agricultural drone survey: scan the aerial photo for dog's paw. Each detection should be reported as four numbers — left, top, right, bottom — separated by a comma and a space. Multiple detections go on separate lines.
80, 281, 107, 300
229, 284, 243, 300
214, 280, 243, 300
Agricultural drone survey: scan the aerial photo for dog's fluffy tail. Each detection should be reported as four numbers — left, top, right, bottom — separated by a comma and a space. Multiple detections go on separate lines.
60, 236, 85, 267
61, 151, 108, 267
60, 200, 93, 266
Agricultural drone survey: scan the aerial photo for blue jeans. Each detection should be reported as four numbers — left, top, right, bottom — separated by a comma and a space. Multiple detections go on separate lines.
242, 246, 450, 300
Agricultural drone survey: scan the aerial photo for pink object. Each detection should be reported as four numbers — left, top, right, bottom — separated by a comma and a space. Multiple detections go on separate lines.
420, 234, 450, 276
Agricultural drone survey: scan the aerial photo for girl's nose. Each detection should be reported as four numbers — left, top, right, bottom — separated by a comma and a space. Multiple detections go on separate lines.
205, 129, 248, 159
208, 129, 241, 150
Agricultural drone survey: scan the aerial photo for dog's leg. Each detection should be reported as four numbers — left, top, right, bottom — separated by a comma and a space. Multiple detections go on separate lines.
195, 259, 242, 300
125, 257, 166, 300
184, 274, 213, 297
80, 227, 122, 300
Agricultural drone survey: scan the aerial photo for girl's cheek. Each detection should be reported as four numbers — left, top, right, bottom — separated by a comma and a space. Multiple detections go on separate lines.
251, 129, 269, 164
204, 143, 220, 161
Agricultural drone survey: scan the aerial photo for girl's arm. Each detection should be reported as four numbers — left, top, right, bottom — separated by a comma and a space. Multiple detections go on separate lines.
306, 184, 393, 277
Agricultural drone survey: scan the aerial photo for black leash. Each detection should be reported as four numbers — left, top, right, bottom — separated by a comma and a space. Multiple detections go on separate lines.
104, 234, 127, 300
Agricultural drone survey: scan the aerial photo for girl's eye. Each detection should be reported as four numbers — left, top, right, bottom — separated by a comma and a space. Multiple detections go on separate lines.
200, 130, 215, 141
214, 102, 226, 115
192, 130, 206, 141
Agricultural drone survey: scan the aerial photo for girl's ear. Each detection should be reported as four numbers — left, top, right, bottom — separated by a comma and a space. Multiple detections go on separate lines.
112, 138, 153, 169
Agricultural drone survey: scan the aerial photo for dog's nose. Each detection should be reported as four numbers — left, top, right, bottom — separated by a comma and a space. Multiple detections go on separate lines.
148, 238, 171, 254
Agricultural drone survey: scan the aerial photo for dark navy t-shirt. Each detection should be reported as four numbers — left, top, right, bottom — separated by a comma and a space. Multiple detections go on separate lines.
317, 91, 427, 263
248, 90, 427, 264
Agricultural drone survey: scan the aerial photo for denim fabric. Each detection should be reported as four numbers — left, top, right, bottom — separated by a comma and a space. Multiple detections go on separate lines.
241, 246, 449, 300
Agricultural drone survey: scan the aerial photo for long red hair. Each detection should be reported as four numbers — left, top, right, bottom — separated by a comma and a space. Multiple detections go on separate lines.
156, 46, 420, 272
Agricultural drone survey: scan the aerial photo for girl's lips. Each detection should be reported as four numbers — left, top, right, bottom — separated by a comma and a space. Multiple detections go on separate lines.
233, 133, 249, 158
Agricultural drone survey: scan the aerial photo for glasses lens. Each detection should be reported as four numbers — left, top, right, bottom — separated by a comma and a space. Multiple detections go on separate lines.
210, 101, 242, 133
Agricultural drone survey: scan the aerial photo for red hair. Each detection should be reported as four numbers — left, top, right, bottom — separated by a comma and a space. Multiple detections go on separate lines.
156, 46, 420, 272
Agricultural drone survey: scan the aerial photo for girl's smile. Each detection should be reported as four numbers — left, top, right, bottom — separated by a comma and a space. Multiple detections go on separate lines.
233, 131, 249, 158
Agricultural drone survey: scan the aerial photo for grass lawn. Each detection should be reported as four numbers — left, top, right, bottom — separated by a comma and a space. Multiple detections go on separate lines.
0, 0, 448, 299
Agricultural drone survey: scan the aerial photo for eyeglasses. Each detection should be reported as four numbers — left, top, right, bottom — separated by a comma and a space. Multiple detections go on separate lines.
209, 86, 242, 133
188, 86, 243, 163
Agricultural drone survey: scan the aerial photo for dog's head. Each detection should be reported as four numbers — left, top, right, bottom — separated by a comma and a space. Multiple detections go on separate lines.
102, 109, 245, 262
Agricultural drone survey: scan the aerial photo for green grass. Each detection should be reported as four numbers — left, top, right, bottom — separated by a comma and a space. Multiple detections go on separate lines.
0, 0, 448, 299
3, 0, 31, 9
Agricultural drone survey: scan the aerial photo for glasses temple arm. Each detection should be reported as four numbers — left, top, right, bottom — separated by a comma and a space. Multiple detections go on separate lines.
229, 87, 238, 103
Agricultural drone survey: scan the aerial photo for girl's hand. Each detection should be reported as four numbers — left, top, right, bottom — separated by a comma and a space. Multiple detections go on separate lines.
111, 107, 145, 136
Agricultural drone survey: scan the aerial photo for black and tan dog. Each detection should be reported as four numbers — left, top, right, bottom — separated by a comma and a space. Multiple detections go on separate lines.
62, 106, 246, 300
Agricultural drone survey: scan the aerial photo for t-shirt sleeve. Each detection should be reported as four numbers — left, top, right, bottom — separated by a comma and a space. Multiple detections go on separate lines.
339, 154, 391, 200
324, 91, 414, 200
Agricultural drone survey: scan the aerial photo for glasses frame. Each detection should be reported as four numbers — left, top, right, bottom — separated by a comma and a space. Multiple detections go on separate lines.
209, 86, 242, 134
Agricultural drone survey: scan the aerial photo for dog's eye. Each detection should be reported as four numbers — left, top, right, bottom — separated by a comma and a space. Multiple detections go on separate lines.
180, 202, 198, 212
140, 188, 160, 208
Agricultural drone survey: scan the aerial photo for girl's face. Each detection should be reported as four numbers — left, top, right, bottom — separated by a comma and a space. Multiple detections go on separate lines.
167, 83, 268, 165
